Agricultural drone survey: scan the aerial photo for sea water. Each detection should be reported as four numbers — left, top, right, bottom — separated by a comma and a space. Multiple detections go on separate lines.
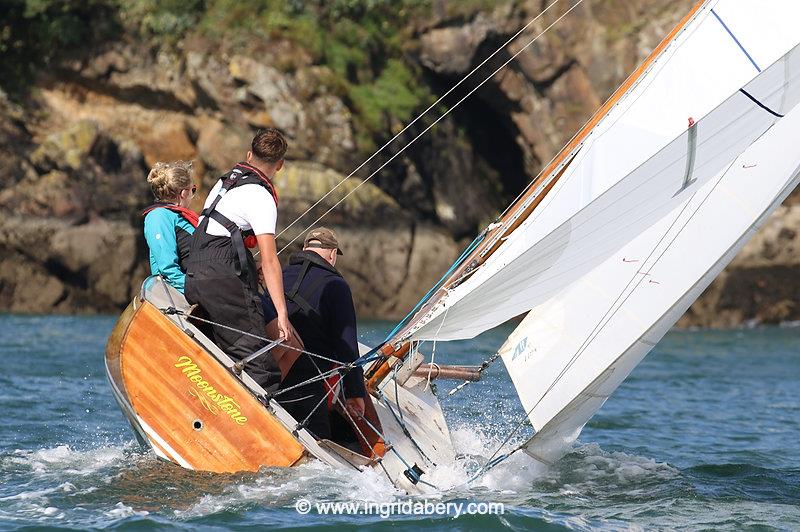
0, 314, 798, 530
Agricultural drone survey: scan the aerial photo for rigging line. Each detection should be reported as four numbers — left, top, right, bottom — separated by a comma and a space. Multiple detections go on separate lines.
466, 417, 532, 485
268, 366, 344, 397
710, 7, 761, 73
275, 0, 563, 241
339, 391, 438, 485
426, 306, 449, 390
330, 393, 382, 462
381, 398, 436, 466
327, 377, 442, 491
465, 447, 523, 485
270, 345, 374, 398
448, 348, 502, 396
376, 389, 436, 466
306, 356, 389, 462
277, 0, 587, 256
392, 364, 404, 423
292, 378, 402, 468
469, 160, 739, 485
293, 376, 342, 435
377, 460, 400, 490
157, 277, 186, 330
168, 308, 346, 366
385, 233, 484, 342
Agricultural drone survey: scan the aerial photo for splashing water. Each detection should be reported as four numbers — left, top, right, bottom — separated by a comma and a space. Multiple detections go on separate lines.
0, 315, 798, 530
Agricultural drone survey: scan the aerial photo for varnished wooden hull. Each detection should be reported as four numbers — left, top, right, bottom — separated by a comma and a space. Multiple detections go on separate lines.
105, 298, 305, 473
105, 278, 456, 492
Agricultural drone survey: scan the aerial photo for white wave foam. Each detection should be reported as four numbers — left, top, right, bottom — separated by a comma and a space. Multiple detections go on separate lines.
421, 427, 676, 496
4, 442, 139, 477
177, 458, 401, 519
540, 442, 679, 489
0, 482, 76, 502
105, 502, 149, 519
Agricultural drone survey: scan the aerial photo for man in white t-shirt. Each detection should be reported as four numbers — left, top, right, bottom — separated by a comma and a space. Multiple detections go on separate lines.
184, 128, 298, 392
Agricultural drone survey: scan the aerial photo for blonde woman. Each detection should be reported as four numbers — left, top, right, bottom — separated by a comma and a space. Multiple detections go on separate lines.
142, 161, 198, 293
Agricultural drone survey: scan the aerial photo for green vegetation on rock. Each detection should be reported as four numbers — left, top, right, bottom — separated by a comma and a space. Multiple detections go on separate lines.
2, 0, 469, 154
0, 0, 118, 94
189, 0, 437, 152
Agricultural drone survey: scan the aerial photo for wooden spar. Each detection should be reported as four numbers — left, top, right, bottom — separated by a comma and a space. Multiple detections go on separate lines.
365, 342, 410, 390
413, 364, 481, 382
107, 300, 306, 473
368, 0, 708, 388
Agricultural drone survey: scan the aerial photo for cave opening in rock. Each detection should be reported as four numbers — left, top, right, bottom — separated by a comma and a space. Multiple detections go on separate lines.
454, 91, 530, 204
423, 63, 531, 208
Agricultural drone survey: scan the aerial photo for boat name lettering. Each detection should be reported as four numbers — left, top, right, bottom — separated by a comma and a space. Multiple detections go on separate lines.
175, 356, 247, 425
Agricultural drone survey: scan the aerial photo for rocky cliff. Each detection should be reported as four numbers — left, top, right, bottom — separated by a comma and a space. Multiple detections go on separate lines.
1, 0, 798, 327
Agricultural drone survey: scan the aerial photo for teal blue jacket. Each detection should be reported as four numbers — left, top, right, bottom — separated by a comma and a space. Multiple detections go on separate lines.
143, 208, 195, 293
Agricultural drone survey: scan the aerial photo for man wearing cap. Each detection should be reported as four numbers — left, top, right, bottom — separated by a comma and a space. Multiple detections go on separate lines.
261, 227, 366, 441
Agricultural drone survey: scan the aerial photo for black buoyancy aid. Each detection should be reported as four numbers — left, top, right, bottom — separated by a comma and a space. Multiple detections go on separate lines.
283, 252, 357, 409
189, 163, 279, 278
284, 255, 338, 332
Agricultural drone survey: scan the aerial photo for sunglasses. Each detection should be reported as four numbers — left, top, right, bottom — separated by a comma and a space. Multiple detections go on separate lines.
189, 185, 197, 195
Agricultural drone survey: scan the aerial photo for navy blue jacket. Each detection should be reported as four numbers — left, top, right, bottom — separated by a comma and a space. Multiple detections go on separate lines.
262, 251, 366, 398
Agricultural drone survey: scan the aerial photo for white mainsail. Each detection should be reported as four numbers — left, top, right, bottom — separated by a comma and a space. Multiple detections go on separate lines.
401, 0, 800, 342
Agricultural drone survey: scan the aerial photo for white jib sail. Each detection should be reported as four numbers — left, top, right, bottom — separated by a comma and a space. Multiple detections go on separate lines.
512, 91, 800, 463
403, 0, 800, 342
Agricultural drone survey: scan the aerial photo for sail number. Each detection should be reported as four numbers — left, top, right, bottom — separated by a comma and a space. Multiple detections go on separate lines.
511, 337, 529, 361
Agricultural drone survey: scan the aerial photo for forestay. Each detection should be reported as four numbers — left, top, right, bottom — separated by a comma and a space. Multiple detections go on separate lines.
402, 0, 800, 342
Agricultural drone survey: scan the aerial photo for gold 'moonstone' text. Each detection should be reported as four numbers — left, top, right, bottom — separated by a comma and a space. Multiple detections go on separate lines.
175, 355, 247, 425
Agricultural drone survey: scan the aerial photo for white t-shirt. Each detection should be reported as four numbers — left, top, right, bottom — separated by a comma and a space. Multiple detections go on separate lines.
201, 180, 277, 236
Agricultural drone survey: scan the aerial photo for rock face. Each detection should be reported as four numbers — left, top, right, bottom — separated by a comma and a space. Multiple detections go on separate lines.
677, 200, 800, 328
0, 0, 798, 327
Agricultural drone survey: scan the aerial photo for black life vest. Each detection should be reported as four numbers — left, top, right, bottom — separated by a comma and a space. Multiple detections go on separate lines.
283, 252, 350, 410
189, 162, 279, 278
285, 256, 337, 332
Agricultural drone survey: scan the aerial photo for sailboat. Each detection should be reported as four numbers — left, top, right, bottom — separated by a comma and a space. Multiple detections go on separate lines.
106, 0, 800, 490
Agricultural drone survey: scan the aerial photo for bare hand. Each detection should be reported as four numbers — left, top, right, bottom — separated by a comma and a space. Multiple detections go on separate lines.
277, 314, 292, 341
345, 397, 365, 419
